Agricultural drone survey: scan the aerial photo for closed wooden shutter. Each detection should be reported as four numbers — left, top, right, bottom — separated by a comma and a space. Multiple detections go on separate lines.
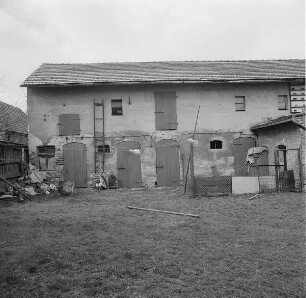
154, 91, 177, 130
59, 114, 81, 136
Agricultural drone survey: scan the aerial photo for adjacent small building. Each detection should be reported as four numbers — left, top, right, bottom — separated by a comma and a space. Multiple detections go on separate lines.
250, 113, 305, 189
21, 59, 305, 189
0, 101, 28, 190
0, 101, 28, 145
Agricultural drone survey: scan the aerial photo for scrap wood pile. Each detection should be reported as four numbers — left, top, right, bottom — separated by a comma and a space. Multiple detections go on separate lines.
0, 164, 74, 201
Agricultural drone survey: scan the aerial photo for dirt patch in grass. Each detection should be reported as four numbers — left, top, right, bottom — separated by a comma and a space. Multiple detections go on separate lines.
0, 188, 305, 297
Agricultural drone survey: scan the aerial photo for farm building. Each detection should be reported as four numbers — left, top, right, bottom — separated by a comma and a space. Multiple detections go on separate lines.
0, 101, 28, 190
21, 59, 305, 190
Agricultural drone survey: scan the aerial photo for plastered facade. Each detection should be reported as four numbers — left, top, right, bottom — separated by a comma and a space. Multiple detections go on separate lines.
27, 82, 292, 187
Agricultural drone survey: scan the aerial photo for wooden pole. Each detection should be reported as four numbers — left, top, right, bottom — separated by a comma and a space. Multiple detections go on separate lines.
0, 176, 32, 201
184, 106, 200, 194
126, 206, 200, 218
93, 98, 96, 174
297, 147, 303, 191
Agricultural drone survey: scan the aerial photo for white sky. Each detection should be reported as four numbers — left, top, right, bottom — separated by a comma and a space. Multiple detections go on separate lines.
0, 0, 305, 112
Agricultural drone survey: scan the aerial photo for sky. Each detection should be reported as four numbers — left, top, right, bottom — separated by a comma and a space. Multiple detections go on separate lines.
0, 0, 305, 112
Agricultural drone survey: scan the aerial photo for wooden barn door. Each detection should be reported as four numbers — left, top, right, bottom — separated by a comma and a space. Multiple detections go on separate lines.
233, 137, 256, 176
117, 141, 142, 188
63, 143, 87, 187
156, 140, 180, 187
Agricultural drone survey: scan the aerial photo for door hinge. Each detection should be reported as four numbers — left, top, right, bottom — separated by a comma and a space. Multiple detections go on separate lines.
117, 167, 126, 170
156, 166, 164, 168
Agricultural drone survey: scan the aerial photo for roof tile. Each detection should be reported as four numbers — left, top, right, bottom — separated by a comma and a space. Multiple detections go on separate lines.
21, 59, 305, 87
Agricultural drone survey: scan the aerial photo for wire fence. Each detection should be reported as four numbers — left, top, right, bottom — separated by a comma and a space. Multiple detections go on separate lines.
189, 144, 303, 197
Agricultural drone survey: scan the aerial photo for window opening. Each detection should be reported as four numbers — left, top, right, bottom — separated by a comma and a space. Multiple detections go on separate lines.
278, 95, 288, 110
37, 145, 55, 170
111, 99, 123, 115
97, 145, 110, 153
210, 140, 222, 149
235, 96, 245, 111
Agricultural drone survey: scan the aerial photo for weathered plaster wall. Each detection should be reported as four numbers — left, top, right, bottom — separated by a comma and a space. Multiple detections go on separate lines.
256, 123, 304, 189
27, 82, 292, 187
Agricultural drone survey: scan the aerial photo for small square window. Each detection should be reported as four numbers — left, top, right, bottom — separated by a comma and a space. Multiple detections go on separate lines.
235, 96, 245, 111
210, 140, 222, 149
97, 145, 110, 153
111, 99, 123, 116
278, 95, 288, 110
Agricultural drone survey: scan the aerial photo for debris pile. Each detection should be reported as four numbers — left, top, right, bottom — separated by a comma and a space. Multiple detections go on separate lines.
0, 163, 72, 200
91, 173, 118, 190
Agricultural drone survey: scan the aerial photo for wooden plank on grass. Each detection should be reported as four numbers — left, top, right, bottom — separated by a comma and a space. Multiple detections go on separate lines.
126, 206, 200, 218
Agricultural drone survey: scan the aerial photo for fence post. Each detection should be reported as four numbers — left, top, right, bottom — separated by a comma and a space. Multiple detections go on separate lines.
274, 151, 280, 192
298, 147, 303, 191
190, 143, 195, 197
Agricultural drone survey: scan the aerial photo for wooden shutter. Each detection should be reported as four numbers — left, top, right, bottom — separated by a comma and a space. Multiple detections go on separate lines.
235, 96, 245, 111
154, 91, 177, 130
59, 114, 80, 136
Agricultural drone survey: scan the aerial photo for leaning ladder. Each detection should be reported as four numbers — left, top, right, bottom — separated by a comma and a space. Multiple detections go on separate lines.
93, 99, 105, 173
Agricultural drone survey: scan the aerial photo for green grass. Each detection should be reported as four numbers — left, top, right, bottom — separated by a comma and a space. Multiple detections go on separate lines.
0, 188, 305, 297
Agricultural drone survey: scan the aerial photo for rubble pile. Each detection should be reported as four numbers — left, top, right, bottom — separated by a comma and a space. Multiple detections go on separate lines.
0, 163, 73, 200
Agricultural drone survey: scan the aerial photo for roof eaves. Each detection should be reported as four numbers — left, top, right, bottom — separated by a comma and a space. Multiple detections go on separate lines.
20, 77, 305, 88
250, 116, 306, 131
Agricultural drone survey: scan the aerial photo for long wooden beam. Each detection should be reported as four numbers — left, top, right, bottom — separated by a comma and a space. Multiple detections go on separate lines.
126, 206, 199, 218
0, 175, 32, 201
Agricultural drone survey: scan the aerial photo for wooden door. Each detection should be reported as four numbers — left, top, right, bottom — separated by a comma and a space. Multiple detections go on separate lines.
117, 141, 142, 188
233, 137, 256, 176
63, 142, 87, 187
156, 140, 180, 187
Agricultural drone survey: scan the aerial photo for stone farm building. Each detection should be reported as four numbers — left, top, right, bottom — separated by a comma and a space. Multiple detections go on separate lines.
21, 59, 305, 189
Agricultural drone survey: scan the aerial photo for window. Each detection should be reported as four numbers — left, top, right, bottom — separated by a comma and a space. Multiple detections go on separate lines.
278, 95, 288, 110
97, 145, 110, 153
37, 145, 55, 170
111, 99, 123, 115
210, 140, 222, 149
154, 91, 178, 130
235, 96, 245, 111
59, 114, 80, 136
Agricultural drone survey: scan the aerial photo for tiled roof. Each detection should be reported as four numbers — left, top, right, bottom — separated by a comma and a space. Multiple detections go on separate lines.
21, 59, 305, 87
0, 101, 28, 134
250, 113, 305, 131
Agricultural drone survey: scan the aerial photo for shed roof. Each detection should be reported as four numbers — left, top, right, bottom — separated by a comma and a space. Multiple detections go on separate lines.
0, 101, 28, 134
250, 113, 305, 131
21, 59, 305, 87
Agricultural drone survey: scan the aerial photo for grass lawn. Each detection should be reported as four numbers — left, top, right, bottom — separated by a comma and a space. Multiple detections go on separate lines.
0, 188, 305, 297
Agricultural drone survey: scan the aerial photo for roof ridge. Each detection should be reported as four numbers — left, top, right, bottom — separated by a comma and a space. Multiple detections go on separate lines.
42, 58, 305, 65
